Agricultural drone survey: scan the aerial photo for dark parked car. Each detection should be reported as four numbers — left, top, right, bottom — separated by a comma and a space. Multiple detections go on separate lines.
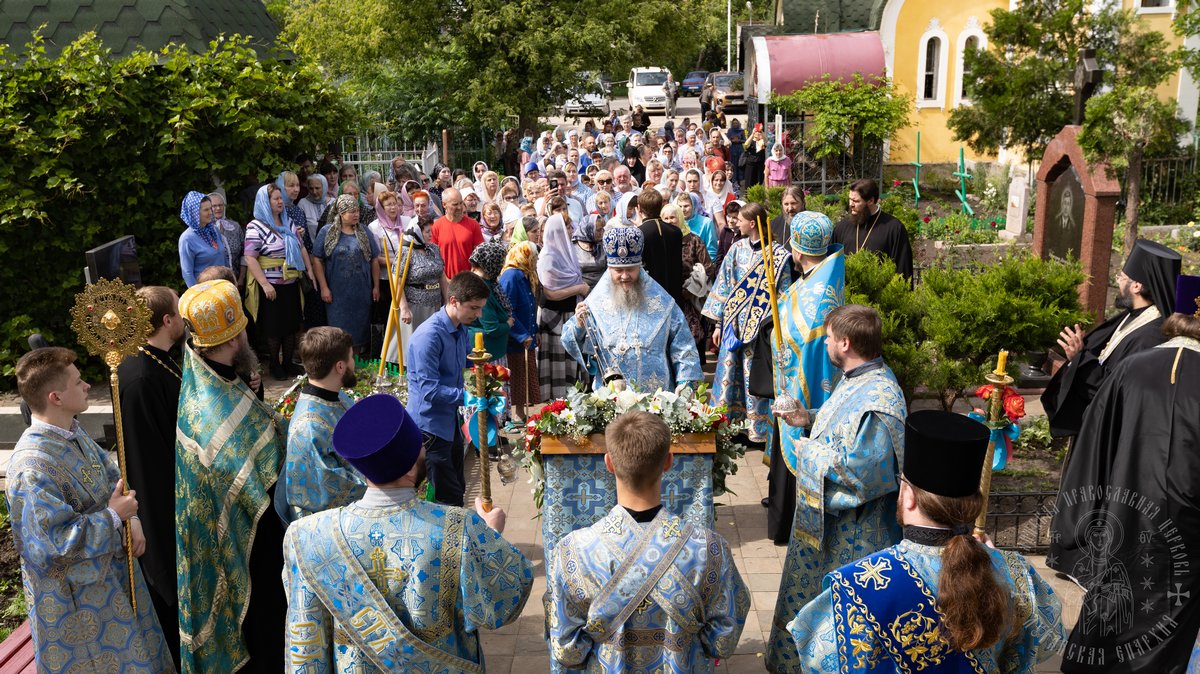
681, 70, 708, 96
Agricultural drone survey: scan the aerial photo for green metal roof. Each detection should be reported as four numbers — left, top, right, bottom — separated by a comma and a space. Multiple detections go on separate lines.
2, 0, 280, 59
774, 0, 888, 33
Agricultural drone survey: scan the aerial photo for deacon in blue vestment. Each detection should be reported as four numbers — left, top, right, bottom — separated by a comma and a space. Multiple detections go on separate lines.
564, 225, 703, 392
8, 347, 174, 673
703, 202, 792, 443
547, 411, 750, 673
766, 304, 907, 674
788, 410, 1065, 674
767, 212, 844, 543
284, 326, 365, 522
284, 394, 533, 672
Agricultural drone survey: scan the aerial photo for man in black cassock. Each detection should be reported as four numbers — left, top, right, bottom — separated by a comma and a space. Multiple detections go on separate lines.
1041, 239, 1181, 440
1051, 275, 1200, 674
117, 285, 185, 669
831, 178, 913, 281
637, 188, 684, 308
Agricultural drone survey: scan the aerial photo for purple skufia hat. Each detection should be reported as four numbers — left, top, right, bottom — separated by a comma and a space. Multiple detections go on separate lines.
1174, 274, 1200, 317
332, 394, 423, 484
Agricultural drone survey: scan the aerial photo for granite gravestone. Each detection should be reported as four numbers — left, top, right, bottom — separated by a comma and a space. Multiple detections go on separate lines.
1044, 164, 1085, 259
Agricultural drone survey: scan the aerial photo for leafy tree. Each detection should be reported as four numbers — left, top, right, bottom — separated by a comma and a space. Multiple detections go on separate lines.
949, 0, 1161, 160
843, 251, 925, 402
0, 34, 353, 382
771, 74, 911, 160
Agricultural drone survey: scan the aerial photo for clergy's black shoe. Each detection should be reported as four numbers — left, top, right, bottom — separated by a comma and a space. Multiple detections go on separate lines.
761, 497, 770, 508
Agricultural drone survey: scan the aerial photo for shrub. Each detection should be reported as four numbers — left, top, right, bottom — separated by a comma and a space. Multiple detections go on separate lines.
844, 251, 925, 401
744, 185, 785, 220
0, 34, 355, 385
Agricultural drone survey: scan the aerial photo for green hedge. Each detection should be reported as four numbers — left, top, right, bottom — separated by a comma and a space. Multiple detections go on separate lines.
0, 34, 355, 383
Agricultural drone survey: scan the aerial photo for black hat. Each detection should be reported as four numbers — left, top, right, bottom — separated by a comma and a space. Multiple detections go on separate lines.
1123, 239, 1182, 316
903, 410, 991, 498
1175, 274, 1200, 317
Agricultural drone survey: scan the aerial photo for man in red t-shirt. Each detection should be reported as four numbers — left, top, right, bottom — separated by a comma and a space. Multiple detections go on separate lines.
431, 188, 484, 278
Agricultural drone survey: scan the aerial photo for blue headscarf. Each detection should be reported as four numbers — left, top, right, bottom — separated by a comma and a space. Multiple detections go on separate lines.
254, 184, 306, 271
275, 172, 298, 207
180, 191, 219, 248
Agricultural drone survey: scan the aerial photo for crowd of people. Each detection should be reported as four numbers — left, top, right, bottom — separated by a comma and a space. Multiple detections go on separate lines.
7, 108, 1200, 674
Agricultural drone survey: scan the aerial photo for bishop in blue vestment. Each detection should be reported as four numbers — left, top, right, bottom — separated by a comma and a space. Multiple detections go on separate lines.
284, 326, 365, 521
8, 348, 174, 673
788, 410, 1065, 674
284, 394, 533, 672
766, 305, 907, 673
564, 225, 703, 392
547, 411, 750, 673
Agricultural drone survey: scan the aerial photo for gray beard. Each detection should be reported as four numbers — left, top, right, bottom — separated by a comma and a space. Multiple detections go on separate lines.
613, 278, 646, 310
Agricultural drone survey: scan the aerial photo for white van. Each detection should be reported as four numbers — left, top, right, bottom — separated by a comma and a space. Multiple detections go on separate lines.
627, 67, 671, 112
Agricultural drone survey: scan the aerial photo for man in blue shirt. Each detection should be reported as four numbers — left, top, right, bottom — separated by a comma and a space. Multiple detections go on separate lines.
406, 271, 489, 506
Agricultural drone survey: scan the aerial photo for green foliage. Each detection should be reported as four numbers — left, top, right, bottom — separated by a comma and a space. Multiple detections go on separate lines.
879, 192, 920, 242
1016, 415, 1054, 454
772, 74, 911, 160
0, 34, 354, 383
919, 212, 1001, 244
918, 254, 1090, 408
844, 252, 925, 401
744, 185, 785, 220
950, 0, 1178, 160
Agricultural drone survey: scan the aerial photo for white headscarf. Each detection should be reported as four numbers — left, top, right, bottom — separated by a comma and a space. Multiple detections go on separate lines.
536, 214, 584, 291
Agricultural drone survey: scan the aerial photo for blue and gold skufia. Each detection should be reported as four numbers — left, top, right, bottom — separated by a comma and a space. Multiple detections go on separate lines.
541, 452, 715, 674
771, 244, 845, 465
285, 391, 365, 521
766, 365, 908, 673
703, 238, 793, 443
562, 269, 703, 392
788, 541, 1065, 674
547, 506, 750, 673
176, 345, 286, 673
6, 422, 174, 673
283, 497, 533, 672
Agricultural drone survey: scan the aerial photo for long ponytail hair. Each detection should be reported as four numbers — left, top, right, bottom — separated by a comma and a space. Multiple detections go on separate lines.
911, 485, 1012, 652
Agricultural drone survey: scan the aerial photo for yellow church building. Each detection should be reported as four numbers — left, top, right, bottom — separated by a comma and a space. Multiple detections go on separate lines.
746, 0, 1197, 165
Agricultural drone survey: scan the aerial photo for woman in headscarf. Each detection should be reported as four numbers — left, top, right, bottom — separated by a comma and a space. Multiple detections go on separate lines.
471, 161, 489, 192
467, 240, 513, 368
479, 170, 502, 205
245, 183, 313, 378
178, 190, 227, 287
536, 213, 591, 399
394, 215, 448, 360
589, 191, 614, 222
299, 174, 332, 243
277, 171, 309, 250
313, 194, 381, 352
499, 241, 541, 424
675, 191, 717, 262
367, 189, 409, 347
715, 199, 746, 269
206, 190, 243, 284
572, 213, 607, 292
614, 192, 639, 228
663, 202, 716, 365
704, 169, 736, 235
480, 202, 506, 244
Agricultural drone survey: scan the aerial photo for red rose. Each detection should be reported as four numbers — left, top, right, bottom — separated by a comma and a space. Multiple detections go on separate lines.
1002, 385, 1020, 400
923, 216, 931, 223
893, 179, 902, 187
990, 221, 998, 228
1004, 395, 1025, 421
975, 384, 995, 401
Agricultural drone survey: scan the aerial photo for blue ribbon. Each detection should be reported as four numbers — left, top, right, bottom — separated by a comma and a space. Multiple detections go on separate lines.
463, 392, 506, 448
967, 411, 1020, 470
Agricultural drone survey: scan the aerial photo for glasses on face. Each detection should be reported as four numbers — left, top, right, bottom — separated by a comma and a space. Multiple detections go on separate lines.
597, 179, 612, 185
504, 195, 518, 202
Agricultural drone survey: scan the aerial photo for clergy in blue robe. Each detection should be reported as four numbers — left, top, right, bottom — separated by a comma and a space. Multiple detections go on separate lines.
284, 394, 532, 672
8, 347, 174, 673
703, 203, 792, 443
548, 411, 750, 673
788, 410, 1064, 674
285, 326, 365, 521
767, 212, 844, 543
564, 225, 703, 392
766, 305, 907, 674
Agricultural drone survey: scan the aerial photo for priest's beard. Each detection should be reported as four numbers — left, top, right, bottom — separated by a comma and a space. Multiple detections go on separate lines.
232, 333, 260, 380
342, 366, 358, 390
613, 276, 646, 310
851, 206, 869, 227
1114, 285, 1135, 311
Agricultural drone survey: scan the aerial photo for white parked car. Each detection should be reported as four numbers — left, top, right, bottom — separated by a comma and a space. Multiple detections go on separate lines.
563, 76, 610, 117
627, 67, 671, 113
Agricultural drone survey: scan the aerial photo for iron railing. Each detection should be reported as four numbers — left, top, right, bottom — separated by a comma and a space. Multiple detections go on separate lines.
339, 132, 439, 178
780, 113, 885, 198
985, 491, 1057, 553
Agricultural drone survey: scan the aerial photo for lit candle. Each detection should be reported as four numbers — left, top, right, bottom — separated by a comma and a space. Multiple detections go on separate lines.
994, 349, 1008, 375
475, 331, 485, 353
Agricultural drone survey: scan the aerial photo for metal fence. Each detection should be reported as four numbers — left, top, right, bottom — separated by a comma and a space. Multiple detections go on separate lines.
780, 113, 885, 198
1140, 150, 1200, 208
339, 132, 438, 179
986, 491, 1057, 553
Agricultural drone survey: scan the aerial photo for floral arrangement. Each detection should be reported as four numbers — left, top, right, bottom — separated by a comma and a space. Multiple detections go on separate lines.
514, 382, 748, 509
466, 361, 510, 398
273, 371, 408, 420
968, 383, 1025, 470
